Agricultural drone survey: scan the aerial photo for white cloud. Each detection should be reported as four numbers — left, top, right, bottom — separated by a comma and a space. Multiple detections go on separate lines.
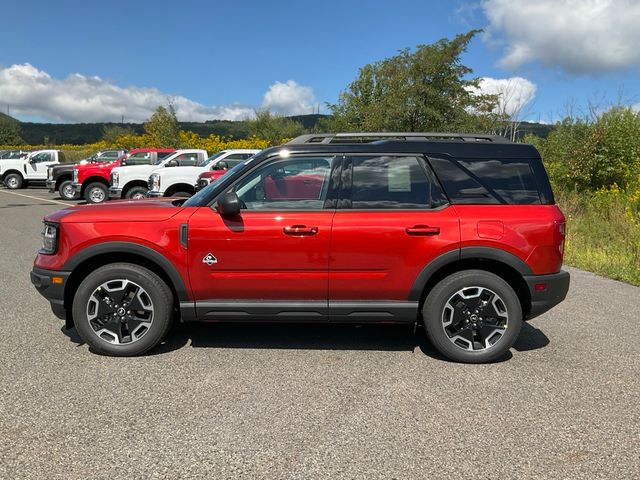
262, 80, 316, 115
0, 63, 316, 122
482, 0, 640, 73
469, 76, 537, 116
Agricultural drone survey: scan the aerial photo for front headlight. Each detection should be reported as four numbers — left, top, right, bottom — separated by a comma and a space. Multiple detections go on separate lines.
40, 223, 59, 255
111, 171, 119, 187
149, 173, 160, 191
72, 168, 78, 183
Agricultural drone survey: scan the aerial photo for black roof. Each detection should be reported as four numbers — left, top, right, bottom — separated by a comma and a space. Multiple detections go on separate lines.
272, 132, 537, 159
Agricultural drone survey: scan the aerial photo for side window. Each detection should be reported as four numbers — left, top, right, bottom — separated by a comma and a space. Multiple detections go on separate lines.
127, 152, 151, 165
157, 151, 173, 160
348, 156, 447, 209
428, 156, 541, 205
232, 156, 335, 210
174, 153, 199, 166
33, 152, 52, 163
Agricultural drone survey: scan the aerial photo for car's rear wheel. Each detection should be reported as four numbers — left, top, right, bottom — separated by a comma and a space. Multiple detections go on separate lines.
84, 182, 108, 203
72, 263, 173, 356
4, 173, 23, 189
422, 270, 522, 363
58, 180, 78, 200
126, 186, 148, 200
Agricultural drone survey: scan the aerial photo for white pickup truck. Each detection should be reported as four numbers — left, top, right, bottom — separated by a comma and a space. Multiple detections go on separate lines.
147, 149, 260, 198
0, 149, 65, 189
109, 149, 208, 200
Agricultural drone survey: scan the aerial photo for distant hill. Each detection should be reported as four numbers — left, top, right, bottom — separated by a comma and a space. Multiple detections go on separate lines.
0, 112, 19, 123
17, 114, 330, 145
14, 114, 555, 145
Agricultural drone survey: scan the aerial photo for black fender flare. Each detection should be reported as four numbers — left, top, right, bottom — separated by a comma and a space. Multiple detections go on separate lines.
408, 247, 532, 301
63, 241, 190, 301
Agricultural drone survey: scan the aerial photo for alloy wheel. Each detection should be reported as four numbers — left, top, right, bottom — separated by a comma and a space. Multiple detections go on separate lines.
86, 279, 154, 345
6, 177, 18, 188
442, 286, 508, 351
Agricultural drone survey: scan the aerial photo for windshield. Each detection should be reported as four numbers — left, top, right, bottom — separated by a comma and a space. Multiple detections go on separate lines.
183, 159, 250, 207
198, 151, 227, 167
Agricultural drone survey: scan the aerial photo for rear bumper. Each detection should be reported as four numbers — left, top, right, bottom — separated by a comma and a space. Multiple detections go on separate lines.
30, 267, 71, 320
146, 191, 163, 198
524, 270, 570, 319
108, 187, 123, 199
46, 179, 56, 192
71, 182, 82, 194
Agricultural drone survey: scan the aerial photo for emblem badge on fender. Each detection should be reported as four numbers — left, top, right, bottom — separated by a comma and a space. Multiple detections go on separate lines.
202, 253, 218, 266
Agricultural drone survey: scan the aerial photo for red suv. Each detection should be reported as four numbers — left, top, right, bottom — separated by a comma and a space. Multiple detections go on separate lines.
31, 133, 569, 363
72, 148, 175, 203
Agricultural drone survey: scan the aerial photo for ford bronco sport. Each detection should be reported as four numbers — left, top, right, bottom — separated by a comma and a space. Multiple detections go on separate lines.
31, 133, 570, 363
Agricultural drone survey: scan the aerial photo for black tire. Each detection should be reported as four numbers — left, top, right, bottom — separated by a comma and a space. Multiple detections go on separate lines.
84, 182, 108, 203
4, 173, 23, 189
72, 263, 174, 356
170, 191, 191, 198
422, 270, 522, 363
58, 180, 78, 200
126, 186, 148, 200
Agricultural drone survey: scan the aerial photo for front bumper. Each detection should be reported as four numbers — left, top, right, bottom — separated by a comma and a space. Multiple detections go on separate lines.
146, 191, 163, 198
524, 270, 570, 319
46, 179, 56, 192
108, 187, 123, 199
30, 266, 71, 321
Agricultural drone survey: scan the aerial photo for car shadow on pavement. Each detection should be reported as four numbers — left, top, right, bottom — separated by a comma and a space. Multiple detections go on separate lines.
63, 321, 549, 360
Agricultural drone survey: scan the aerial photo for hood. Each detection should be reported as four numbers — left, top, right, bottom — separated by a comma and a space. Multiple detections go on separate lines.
151, 165, 206, 176
113, 164, 156, 176
45, 198, 186, 224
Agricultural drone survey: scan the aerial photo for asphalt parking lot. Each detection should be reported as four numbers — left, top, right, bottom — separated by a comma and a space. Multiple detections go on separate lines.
0, 187, 638, 479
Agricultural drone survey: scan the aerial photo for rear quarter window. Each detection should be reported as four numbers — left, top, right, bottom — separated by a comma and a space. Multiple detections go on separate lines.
428, 156, 541, 205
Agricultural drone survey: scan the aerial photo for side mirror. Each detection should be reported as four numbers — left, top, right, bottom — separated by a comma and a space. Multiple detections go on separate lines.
216, 192, 241, 216
166, 159, 178, 167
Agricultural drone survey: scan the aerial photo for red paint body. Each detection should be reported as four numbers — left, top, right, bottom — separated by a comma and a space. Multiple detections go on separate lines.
35, 201, 566, 303
74, 148, 175, 190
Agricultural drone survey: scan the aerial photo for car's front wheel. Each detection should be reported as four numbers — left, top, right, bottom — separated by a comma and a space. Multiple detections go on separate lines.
58, 180, 78, 200
84, 182, 108, 203
126, 186, 148, 200
72, 263, 174, 356
422, 270, 522, 363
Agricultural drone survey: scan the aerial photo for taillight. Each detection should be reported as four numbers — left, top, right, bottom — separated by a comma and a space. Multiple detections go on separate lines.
556, 221, 566, 256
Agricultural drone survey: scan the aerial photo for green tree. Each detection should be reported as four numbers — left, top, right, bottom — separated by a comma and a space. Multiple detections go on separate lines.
102, 124, 134, 144
0, 116, 24, 144
247, 109, 305, 144
144, 103, 181, 147
325, 30, 497, 132
528, 107, 640, 191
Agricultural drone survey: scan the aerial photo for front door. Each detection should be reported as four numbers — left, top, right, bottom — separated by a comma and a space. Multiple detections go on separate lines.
27, 152, 53, 180
187, 154, 340, 320
328, 154, 461, 322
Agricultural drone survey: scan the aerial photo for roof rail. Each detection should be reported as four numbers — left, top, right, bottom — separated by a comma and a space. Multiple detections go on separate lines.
286, 132, 511, 145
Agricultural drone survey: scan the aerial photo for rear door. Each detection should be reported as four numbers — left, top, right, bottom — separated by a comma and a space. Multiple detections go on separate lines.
328, 154, 460, 322
186, 154, 341, 319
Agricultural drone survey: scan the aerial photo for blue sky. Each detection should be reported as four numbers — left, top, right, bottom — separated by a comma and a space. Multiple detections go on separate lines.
1, 0, 639, 123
